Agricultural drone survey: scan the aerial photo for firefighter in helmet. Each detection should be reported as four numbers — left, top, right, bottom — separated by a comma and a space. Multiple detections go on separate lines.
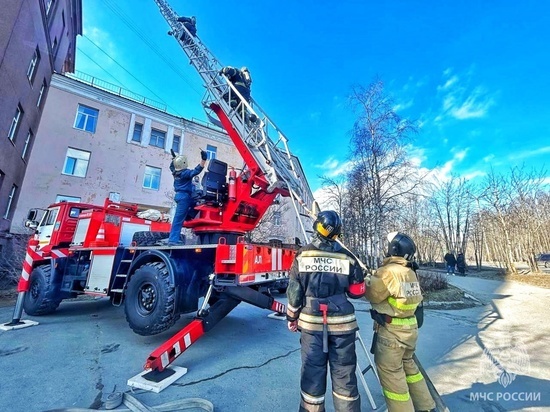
365, 232, 436, 412
220, 66, 257, 123
287, 210, 365, 412
167, 149, 207, 245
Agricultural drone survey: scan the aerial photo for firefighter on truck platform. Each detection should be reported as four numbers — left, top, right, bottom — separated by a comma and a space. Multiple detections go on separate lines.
364, 232, 436, 412
286, 210, 366, 412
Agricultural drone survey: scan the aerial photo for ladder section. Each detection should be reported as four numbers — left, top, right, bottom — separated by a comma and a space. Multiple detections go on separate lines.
152, 0, 306, 200
110, 249, 134, 306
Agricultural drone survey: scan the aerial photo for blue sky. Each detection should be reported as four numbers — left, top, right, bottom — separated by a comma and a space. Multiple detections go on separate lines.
76, 0, 550, 195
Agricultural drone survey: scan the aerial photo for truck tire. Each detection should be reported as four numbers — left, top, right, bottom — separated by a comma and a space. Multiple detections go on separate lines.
23, 264, 62, 316
132, 231, 171, 246
124, 261, 179, 335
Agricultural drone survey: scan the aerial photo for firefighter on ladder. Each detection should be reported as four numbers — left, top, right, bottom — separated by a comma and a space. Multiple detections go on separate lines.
286, 210, 366, 412
364, 232, 436, 412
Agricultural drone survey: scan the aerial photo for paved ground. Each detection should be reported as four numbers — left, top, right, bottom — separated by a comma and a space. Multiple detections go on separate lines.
1, 275, 549, 412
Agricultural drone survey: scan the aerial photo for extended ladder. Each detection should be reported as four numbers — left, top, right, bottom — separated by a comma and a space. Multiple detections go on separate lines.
153, 0, 306, 202
356, 330, 379, 410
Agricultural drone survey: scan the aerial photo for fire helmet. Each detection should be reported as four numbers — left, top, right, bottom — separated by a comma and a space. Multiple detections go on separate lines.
313, 210, 342, 240
173, 155, 188, 171
386, 232, 416, 260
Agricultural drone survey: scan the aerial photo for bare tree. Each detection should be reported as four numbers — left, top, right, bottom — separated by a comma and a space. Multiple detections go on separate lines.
346, 79, 426, 266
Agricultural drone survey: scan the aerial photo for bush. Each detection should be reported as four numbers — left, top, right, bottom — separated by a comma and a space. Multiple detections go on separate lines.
417, 270, 448, 292
0, 234, 28, 290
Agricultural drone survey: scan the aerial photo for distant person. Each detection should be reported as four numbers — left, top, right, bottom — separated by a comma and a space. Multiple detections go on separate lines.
444, 251, 457, 275
456, 253, 466, 276
220, 66, 257, 123
177, 16, 196, 43
168, 149, 207, 245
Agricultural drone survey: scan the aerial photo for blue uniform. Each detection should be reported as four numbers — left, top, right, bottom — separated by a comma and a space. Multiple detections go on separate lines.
168, 162, 203, 243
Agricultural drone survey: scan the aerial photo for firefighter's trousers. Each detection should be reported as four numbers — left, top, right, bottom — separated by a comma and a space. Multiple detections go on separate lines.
299, 331, 360, 412
373, 323, 435, 412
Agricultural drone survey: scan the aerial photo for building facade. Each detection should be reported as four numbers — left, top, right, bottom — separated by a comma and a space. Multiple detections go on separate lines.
0, 0, 82, 247
11, 73, 314, 245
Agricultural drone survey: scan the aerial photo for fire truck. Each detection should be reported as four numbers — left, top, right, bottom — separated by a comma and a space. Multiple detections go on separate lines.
7, 0, 314, 373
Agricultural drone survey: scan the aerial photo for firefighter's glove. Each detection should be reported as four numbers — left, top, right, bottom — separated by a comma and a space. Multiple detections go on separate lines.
200, 150, 208, 161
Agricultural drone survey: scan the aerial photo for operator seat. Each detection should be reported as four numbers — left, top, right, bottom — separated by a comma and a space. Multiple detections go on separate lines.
196, 158, 228, 204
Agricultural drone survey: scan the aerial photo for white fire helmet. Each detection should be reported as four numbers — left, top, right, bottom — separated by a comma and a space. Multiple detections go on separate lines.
173, 155, 188, 171
241, 66, 252, 84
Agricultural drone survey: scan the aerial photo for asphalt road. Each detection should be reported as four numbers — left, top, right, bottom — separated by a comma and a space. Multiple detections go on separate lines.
1, 276, 549, 412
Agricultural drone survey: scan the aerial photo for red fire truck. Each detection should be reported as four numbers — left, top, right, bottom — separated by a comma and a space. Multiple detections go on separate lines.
6, 0, 313, 373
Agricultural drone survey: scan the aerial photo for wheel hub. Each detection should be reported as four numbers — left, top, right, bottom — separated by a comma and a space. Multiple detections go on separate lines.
138, 283, 156, 313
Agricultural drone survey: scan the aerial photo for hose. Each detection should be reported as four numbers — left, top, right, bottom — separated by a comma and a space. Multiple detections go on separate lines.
43, 391, 214, 412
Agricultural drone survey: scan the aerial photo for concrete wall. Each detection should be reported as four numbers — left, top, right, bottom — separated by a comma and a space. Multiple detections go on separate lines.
0, 0, 81, 241
11, 74, 240, 232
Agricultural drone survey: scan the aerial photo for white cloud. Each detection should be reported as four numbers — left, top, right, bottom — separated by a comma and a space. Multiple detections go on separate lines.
463, 170, 486, 180
509, 146, 550, 161
314, 157, 354, 178
436, 69, 496, 121
393, 99, 414, 112
483, 154, 495, 162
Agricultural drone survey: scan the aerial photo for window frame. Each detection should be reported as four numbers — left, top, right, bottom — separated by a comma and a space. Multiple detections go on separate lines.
73, 104, 99, 133
37, 79, 47, 108
172, 134, 181, 154
132, 123, 143, 143
143, 165, 161, 190
206, 144, 217, 160
8, 104, 23, 142
3, 185, 17, 220
27, 47, 41, 83
22, 129, 33, 161
149, 128, 166, 149
62, 147, 91, 178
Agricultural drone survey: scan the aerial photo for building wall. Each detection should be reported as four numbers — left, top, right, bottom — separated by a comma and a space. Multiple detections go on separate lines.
11, 74, 241, 232
0, 0, 81, 240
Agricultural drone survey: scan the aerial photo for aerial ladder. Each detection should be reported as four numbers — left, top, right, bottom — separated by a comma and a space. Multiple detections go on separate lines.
154, 0, 307, 211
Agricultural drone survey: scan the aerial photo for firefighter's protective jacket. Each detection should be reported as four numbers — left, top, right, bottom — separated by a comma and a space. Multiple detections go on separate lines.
170, 162, 203, 194
286, 235, 365, 334
365, 256, 422, 318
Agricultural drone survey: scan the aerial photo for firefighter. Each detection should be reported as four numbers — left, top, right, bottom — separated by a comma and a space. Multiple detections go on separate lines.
220, 66, 257, 123
177, 15, 197, 43
364, 232, 436, 412
286, 210, 366, 412
167, 149, 207, 245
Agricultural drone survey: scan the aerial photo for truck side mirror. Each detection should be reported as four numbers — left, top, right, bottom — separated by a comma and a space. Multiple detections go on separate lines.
27, 209, 37, 221
25, 209, 39, 229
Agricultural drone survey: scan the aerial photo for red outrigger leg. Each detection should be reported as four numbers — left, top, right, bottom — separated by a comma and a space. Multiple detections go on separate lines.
144, 319, 205, 372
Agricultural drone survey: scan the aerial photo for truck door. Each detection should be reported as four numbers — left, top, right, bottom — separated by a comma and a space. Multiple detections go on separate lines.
37, 206, 60, 248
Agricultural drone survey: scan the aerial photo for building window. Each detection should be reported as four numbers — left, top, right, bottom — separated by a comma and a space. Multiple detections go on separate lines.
27, 47, 41, 83
132, 123, 143, 142
62, 148, 90, 177
3, 185, 17, 219
273, 211, 282, 226
55, 195, 81, 203
44, 0, 55, 15
51, 37, 58, 55
206, 144, 217, 160
172, 134, 181, 154
37, 79, 47, 107
8, 104, 23, 142
22, 130, 33, 161
150, 129, 165, 149
74, 104, 98, 133
143, 166, 161, 190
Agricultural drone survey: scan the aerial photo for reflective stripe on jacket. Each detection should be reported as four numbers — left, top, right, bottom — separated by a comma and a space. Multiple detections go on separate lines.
364, 256, 423, 319
286, 238, 365, 335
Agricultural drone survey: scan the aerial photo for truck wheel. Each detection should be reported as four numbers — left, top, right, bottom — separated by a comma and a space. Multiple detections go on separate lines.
124, 261, 179, 335
23, 264, 61, 316
132, 231, 171, 246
